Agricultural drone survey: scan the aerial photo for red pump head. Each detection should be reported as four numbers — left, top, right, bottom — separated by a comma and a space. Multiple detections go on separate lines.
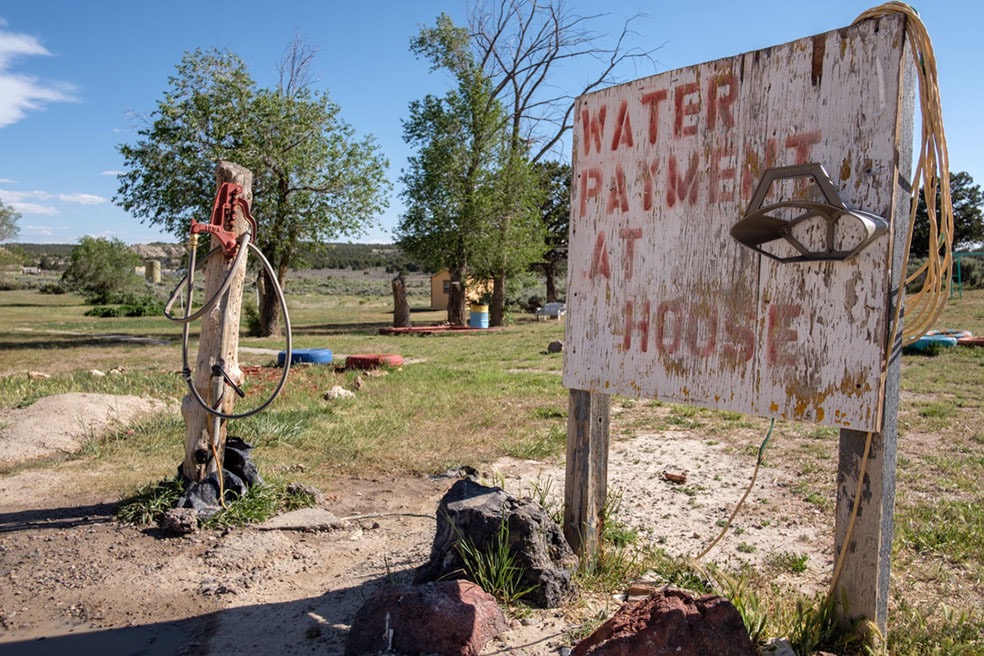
190, 182, 257, 258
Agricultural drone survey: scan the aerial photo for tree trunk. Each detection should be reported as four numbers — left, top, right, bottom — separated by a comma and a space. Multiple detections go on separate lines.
392, 274, 411, 327
544, 263, 557, 303
447, 268, 466, 326
490, 273, 506, 327
257, 268, 282, 338
181, 162, 252, 483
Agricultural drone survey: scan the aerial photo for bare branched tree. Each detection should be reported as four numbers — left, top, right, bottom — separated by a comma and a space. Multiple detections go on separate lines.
278, 33, 318, 98
467, 0, 658, 161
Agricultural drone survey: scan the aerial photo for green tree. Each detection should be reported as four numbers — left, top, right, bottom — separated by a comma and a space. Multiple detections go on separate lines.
912, 171, 984, 257
469, 147, 545, 323
61, 236, 144, 304
116, 44, 389, 336
399, 73, 505, 325
0, 200, 20, 243
403, 2, 653, 325
401, 14, 542, 326
532, 160, 571, 303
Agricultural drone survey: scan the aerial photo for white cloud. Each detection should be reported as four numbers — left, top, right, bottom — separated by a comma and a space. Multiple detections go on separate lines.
0, 22, 48, 67
23, 224, 55, 237
11, 202, 58, 215
101, 170, 124, 177
58, 193, 107, 205
0, 177, 16, 184
0, 189, 51, 202
0, 189, 106, 206
0, 23, 77, 128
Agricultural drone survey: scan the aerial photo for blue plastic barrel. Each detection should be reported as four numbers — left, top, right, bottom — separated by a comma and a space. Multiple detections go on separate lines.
278, 348, 333, 366
469, 304, 489, 329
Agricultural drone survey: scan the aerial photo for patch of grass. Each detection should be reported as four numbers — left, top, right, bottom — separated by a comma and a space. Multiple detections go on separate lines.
715, 569, 770, 648
767, 551, 809, 574
919, 401, 957, 419
202, 482, 282, 529
923, 451, 984, 495
897, 499, 984, 564
116, 476, 183, 525
281, 482, 321, 511
525, 475, 561, 524
804, 491, 830, 510
576, 544, 644, 595
889, 599, 984, 656
602, 489, 638, 548
666, 403, 704, 429
575, 489, 649, 593
646, 553, 713, 595
116, 477, 317, 528
780, 592, 878, 656
235, 408, 315, 447
530, 406, 565, 420
677, 484, 704, 498
504, 425, 566, 460
454, 517, 537, 605
806, 426, 838, 439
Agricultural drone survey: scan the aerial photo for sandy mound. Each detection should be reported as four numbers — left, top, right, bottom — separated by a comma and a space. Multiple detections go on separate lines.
0, 393, 168, 465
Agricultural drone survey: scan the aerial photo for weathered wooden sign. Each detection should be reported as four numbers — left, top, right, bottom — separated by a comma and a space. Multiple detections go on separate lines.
563, 16, 911, 433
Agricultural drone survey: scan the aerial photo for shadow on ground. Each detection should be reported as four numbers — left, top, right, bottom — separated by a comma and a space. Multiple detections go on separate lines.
0, 502, 118, 534
0, 576, 395, 656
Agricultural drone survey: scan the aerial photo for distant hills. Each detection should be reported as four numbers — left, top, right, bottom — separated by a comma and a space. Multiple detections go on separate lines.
9, 241, 424, 273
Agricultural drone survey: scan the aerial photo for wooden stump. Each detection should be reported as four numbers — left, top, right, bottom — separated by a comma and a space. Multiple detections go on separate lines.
392, 274, 411, 328
180, 162, 252, 482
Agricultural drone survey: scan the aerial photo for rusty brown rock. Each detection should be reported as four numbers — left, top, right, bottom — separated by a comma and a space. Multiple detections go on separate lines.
572, 587, 758, 656
662, 471, 688, 484
345, 580, 507, 656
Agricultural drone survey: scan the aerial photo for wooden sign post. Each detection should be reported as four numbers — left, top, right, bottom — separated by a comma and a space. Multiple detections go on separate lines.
181, 161, 253, 482
563, 14, 915, 633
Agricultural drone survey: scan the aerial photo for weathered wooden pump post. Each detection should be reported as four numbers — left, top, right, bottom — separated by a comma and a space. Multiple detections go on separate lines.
181, 161, 253, 482
563, 13, 917, 635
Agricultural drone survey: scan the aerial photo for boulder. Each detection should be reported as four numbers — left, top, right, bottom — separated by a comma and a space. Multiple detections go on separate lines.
160, 507, 197, 535
344, 580, 506, 656
572, 587, 758, 656
415, 478, 577, 608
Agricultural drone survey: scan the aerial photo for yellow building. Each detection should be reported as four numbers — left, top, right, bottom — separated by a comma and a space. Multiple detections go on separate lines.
429, 270, 492, 310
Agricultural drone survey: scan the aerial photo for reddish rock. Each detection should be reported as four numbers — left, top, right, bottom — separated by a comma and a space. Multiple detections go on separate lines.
345, 580, 507, 656
572, 587, 758, 656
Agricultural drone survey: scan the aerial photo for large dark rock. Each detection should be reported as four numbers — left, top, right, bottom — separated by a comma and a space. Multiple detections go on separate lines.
415, 478, 577, 608
344, 580, 506, 656
572, 587, 758, 656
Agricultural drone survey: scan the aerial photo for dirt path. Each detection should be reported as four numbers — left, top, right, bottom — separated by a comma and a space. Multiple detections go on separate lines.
0, 395, 830, 655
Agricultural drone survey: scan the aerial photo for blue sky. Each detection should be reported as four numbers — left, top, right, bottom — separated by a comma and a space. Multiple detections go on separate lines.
1, 1, 981, 245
